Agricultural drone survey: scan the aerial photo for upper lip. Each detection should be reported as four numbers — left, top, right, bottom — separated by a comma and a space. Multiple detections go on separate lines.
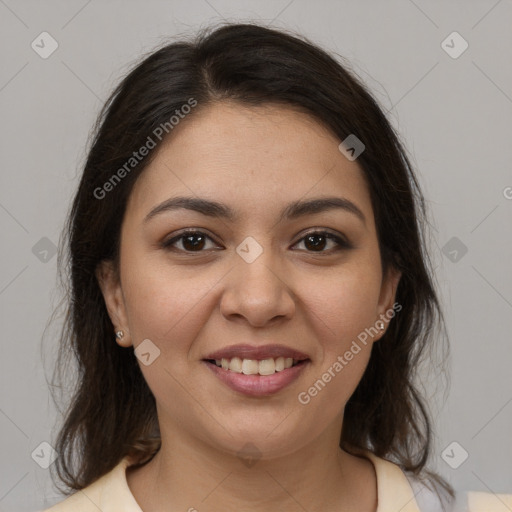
203, 344, 310, 361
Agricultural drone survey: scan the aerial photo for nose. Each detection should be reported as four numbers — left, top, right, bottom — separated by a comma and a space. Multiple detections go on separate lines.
219, 249, 295, 328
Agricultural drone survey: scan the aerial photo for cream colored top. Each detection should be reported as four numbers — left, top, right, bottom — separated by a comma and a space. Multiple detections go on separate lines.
39, 450, 511, 512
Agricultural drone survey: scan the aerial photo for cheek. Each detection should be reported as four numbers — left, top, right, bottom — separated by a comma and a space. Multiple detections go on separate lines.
296, 274, 379, 420
304, 261, 382, 349
120, 254, 217, 355
120, 261, 220, 416
295, 259, 382, 411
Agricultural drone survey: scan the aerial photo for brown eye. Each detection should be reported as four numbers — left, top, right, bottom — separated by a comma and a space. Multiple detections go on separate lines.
293, 231, 351, 253
162, 230, 219, 252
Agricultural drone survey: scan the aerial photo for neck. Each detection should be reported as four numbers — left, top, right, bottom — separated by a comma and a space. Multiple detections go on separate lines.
126, 421, 377, 512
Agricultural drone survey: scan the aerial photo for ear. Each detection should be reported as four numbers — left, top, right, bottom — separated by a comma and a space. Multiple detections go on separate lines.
374, 264, 402, 340
95, 260, 132, 347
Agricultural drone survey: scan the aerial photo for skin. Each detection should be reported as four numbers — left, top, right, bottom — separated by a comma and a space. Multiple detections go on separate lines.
97, 101, 401, 512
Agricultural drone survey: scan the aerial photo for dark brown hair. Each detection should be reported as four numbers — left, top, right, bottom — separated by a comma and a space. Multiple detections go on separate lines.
47, 21, 454, 506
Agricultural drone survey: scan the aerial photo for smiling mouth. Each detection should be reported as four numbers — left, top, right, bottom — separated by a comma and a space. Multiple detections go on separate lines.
204, 357, 308, 376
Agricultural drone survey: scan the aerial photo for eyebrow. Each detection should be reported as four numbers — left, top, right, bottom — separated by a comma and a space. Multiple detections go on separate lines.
143, 195, 366, 226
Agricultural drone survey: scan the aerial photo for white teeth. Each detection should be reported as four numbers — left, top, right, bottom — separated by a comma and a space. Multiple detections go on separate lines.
258, 358, 276, 376
228, 357, 242, 373
242, 359, 259, 375
214, 356, 300, 375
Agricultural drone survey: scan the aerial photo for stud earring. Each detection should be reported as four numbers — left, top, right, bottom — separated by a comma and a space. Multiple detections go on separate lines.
116, 330, 124, 340
376, 320, 385, 331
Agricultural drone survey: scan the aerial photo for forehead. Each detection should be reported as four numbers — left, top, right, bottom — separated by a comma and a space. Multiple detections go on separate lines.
126, 101, 374, 228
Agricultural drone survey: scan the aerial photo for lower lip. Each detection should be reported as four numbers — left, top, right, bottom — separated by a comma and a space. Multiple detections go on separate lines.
203, 360, 309, 397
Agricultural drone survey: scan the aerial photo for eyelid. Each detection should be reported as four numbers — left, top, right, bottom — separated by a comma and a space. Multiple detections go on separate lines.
293, 227, 350, 245
161, 228, 221, 250
292, 230, 352, 252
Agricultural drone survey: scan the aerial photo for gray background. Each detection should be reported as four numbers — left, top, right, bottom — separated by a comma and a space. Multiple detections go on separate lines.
1, 1, 511, 511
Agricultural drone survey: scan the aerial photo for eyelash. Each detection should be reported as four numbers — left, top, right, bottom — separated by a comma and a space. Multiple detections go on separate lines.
161, 228, 352, 254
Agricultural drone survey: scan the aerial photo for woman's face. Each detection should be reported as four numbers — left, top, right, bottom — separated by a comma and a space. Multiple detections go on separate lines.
98, 101, 401, 459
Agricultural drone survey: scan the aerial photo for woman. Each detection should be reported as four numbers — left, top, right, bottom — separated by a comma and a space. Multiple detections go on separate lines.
43, 22, 458, 512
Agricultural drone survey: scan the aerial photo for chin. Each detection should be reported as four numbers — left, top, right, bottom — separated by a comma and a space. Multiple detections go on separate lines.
201, 422, 311, 463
